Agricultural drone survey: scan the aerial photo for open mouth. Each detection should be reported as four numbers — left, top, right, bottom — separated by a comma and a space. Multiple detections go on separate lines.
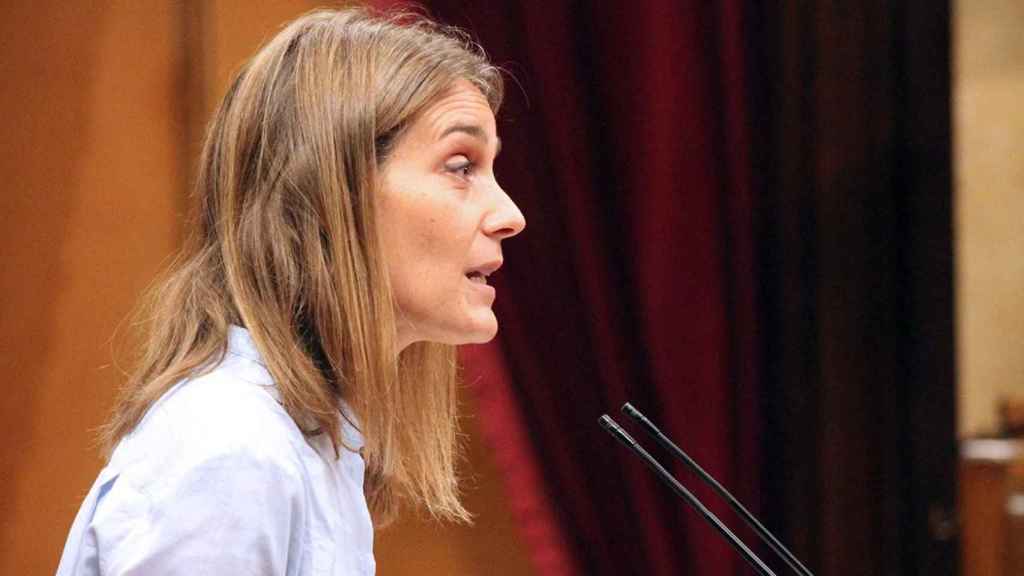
465, 259, 501, 287
466, 271, 488, 285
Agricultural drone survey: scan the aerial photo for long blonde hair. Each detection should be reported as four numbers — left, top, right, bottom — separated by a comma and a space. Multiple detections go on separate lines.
102, 7, 504, 526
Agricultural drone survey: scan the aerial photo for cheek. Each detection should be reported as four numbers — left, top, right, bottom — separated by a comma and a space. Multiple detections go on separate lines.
403, 192, 472, 265
377, 173, 481, 316
390, 203, 467, 297
416, 217, 470, 288
415, 215, 442, 252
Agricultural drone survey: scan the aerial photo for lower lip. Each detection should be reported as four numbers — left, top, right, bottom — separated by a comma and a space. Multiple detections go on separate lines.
466, 277, 495, 299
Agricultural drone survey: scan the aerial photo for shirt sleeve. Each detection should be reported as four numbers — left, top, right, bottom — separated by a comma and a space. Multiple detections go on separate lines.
89, 448, 307, 576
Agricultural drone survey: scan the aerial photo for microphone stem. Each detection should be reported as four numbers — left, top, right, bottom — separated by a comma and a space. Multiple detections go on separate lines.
600, 416, 777, 576
623, 403, 815, 576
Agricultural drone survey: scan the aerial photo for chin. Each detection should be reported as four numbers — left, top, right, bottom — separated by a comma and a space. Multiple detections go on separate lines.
465, 326, 498, 344
452, 311, 499, 345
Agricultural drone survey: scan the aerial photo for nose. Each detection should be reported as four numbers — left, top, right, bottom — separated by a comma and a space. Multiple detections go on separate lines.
483, 184, 526, 240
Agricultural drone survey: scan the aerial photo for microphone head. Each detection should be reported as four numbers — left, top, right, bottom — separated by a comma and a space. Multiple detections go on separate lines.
622, 402, 641, 419
599, 414, 639, 448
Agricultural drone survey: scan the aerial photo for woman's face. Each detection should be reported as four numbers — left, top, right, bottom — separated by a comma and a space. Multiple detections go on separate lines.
377, 80, 525, 351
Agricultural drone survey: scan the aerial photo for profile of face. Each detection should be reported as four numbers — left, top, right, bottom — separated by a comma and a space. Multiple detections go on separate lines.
376, 80, 526, 350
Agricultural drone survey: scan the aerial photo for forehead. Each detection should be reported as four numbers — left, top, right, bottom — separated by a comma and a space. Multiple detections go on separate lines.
418, 80, 496, 137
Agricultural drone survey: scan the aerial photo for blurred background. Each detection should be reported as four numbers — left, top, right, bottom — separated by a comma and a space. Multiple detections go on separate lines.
0, 1, 1020, 575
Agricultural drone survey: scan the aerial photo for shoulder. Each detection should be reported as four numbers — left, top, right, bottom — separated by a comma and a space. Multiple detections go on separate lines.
78, 353, 327, 574
113, 353, 309, 495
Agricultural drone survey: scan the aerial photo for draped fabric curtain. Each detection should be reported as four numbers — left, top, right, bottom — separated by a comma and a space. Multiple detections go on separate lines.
370, 2, 957, 574
748, 3, 957, 574
412, 2, 762, 575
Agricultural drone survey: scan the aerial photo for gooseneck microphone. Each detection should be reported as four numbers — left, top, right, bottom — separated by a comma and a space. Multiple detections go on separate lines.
620, 403, 815, 576
598, 415, 777, 576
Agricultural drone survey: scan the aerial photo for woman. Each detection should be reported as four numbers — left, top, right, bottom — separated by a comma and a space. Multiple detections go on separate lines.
56, 7, 524, 575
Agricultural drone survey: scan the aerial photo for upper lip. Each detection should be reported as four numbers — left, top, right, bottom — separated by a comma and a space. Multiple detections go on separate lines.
467, 259, 503, 277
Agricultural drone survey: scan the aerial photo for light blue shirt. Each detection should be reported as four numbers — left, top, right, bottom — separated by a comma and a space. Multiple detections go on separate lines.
56, 326, 375, 575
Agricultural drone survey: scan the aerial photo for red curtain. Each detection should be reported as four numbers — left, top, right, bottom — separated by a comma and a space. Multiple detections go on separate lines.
392, 2, 761, 574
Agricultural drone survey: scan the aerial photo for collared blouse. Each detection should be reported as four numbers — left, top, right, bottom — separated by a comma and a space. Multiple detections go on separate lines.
56, 326, 375, 575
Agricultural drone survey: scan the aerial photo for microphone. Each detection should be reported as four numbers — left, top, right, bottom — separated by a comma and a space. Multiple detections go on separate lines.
621, 403, 815, 576
599, 415, 777, 576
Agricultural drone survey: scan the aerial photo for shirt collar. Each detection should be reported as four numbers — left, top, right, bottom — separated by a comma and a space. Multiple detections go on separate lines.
227, 324, 263, 363
226, 324, 365, 451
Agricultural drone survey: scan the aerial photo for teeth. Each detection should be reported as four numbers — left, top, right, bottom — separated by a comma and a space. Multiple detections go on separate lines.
467, 273, 487, 284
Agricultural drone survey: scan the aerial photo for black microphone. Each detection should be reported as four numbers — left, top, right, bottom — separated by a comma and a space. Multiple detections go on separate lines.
599, 415, 777, 576
620, 403, 815, 576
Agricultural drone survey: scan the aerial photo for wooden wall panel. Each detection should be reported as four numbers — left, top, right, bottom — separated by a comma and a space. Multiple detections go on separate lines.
954, 0, 1024, 438
0, 3, 182, 573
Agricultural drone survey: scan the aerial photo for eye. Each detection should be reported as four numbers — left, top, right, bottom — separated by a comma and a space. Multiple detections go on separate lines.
444, 155, 475, 179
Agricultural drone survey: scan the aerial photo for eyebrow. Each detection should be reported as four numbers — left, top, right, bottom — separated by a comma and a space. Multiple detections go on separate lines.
439, 124, 502, 156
